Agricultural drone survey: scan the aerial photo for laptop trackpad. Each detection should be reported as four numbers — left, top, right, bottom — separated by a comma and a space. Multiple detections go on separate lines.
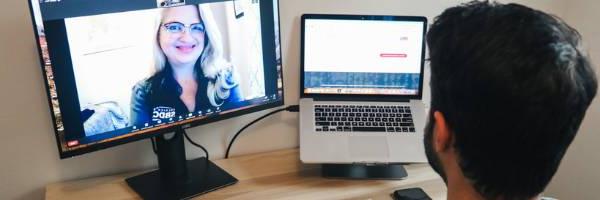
348, 136, 389, 160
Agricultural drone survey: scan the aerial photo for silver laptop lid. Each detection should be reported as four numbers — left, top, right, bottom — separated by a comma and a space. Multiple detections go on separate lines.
300, 14, 427, 101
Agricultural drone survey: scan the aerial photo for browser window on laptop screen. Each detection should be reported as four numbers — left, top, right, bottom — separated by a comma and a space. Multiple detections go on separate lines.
303, 18, 425, 96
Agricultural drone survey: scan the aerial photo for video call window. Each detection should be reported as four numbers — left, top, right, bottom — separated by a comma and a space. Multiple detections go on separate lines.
30, 0, 283, 155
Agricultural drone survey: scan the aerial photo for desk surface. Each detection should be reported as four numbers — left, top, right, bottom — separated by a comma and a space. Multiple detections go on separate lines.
45, 149, 446, 199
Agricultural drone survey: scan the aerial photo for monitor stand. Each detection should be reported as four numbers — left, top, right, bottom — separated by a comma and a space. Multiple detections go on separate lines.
125, 128, 237, 200
321, 163, 407, 179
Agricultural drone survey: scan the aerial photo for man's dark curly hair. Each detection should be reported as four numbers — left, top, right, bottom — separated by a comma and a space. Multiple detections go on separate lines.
427, 1, 597, 199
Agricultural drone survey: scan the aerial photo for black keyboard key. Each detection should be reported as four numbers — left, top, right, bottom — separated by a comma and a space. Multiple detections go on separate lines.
386, 127, 395, 132
316, 122, 330, 126
343, 127, 351, 132
403, 114, 413, 118
395, 127, 402, 132
359, 122, 365, 126
409, 127, 416, 132
353, 127, 386, 132
316, 128, 322, 132
400, 123, 414, 127
315, 108, 323, 112
402, 127, 409, 132
336, 127, 343, 131
316, 117, 326, 121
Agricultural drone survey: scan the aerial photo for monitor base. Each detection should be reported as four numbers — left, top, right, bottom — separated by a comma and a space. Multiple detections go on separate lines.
321, 163, 407, 179
126, 157, 237, 200
126, 129, 237, 200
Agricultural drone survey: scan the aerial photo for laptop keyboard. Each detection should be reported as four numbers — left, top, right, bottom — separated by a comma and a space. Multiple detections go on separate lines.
313, 104, 415, 133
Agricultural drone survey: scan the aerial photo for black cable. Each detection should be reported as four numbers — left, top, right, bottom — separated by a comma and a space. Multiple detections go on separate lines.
225, 105, 299, 158
150, 137, 158, 154
183, 131, 209, 161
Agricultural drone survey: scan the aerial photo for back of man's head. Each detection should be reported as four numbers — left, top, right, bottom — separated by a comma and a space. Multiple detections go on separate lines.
426, 1, 597, 199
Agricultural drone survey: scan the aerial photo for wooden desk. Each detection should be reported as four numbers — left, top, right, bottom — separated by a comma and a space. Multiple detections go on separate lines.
46, 149, 446, 199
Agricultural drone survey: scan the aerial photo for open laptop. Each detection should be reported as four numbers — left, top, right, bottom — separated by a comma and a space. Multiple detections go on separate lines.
299, 14, 428, 164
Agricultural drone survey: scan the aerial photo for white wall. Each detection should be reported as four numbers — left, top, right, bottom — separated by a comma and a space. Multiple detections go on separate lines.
0, 0, 579, 199
545, 0, 600, 199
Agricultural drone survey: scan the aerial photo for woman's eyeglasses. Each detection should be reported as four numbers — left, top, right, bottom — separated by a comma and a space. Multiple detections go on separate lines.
162, 22, 205, 34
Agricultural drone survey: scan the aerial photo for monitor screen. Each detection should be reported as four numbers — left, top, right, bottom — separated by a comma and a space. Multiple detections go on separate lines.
302, 16, 426, 96
29, 0, 283, 158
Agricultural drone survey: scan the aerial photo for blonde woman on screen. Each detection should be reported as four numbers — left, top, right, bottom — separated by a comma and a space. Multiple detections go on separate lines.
130, 4, 242, 126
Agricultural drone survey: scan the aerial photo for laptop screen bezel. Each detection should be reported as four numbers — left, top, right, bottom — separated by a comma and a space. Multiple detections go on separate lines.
300, 14, 427, 101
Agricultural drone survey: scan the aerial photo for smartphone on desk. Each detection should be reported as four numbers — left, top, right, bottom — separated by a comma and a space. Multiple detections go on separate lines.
392, 188, 432, 200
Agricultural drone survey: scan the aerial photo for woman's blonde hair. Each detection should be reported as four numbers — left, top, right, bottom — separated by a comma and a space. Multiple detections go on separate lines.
152, 4, 239, 107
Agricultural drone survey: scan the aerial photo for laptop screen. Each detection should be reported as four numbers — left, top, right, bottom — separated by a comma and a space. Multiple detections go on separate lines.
302, 15, 426, 97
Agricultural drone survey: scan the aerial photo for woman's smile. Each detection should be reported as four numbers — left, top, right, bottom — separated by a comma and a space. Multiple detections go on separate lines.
175, 43, 197, 54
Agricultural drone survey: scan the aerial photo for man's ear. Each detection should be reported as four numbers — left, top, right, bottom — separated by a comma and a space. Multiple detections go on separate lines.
433, 111, 452, 152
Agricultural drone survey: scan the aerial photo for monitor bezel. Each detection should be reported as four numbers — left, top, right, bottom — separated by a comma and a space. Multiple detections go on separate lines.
300, 14, 427, 102
27, 0, 285, 159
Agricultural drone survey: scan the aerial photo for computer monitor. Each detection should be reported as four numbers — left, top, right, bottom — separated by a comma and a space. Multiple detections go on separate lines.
28, 0, 283, 198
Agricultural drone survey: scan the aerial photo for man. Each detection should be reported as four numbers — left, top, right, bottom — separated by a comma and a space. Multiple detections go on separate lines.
424, 1, 597, 200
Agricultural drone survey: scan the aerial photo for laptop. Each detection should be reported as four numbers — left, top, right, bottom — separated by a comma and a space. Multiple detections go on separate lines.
299, 14, 428, 164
